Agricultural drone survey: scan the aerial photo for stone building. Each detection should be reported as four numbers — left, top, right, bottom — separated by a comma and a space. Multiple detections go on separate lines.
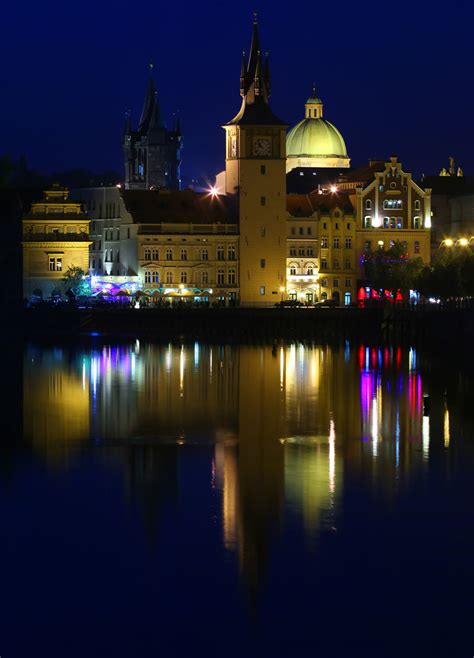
22, 185, 91, 298
120, 189, 239, 304
124, 66, 182, 191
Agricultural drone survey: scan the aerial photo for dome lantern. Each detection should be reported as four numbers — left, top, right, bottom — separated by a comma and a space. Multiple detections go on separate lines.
305, 85, 323, 119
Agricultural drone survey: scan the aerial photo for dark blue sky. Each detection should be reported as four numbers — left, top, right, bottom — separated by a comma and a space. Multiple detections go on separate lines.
2, 0, 473, 181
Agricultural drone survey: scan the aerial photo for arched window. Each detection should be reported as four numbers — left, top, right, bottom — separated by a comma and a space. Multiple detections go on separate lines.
151, 249, 159, 260
414, 199, 421, 211
365, 199, 372, 210
344, 292, 351, 306
413, 216, 421, 229
228, 269, 236, 284
364, 216, 371, 228
145, 271, 151, 283
152, 271, 159, 283
290, 266, 296, 276
166, 249, 173, 260
217, 245, 225, 261
307, 267, 314, 275
217, 269, 225, 284
180, 271, 187, 283
228, 245, 236, 260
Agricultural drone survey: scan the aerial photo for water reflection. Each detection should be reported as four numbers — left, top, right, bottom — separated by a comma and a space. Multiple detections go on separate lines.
23, 341, 454, 590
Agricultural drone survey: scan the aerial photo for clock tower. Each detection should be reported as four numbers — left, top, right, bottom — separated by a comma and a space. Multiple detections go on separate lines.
223, 13, 287, 306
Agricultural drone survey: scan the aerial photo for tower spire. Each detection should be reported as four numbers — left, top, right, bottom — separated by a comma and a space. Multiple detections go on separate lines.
264, 51, 271, 97
139, 63, 157, 132
240, 51, 247, 97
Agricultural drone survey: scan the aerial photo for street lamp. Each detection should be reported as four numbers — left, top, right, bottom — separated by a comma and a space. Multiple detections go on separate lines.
443, 238, 453, 247
459, 238, 469, 247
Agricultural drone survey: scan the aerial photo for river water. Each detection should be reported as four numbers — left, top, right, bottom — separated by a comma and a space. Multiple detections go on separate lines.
2, 341, 473, 657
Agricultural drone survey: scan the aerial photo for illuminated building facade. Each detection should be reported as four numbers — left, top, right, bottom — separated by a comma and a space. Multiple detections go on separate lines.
22, 185, 91, 298
123, 66, 182, 191
223, 13, 288, 306
120, 189, 240, 304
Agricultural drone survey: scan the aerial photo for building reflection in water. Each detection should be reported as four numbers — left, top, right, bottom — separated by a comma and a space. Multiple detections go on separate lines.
23, 340, 450, 592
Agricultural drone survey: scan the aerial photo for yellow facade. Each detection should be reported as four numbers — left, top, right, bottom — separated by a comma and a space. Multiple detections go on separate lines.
224, 125, 288, 306
22, 186, 91, 298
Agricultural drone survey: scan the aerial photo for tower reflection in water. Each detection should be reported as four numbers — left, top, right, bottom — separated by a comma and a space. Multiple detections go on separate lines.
23, 341, 443, 590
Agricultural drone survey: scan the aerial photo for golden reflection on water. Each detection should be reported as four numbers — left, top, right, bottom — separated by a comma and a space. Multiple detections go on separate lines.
24, 342, 448, 587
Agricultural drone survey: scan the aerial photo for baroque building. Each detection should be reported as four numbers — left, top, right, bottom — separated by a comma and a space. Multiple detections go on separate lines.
22, 185, 91, 299
123, 66, 182, 190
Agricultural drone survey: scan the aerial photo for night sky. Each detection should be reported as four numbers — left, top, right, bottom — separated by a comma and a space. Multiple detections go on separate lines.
2, 0, 473, 182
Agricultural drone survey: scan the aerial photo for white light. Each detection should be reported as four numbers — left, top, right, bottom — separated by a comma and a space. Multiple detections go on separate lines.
209, 186, 219, 197
330, 185, 338, 193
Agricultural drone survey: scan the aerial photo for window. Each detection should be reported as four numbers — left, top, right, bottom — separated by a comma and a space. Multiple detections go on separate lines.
298, 247, 305, 256
217, 269, 225, 284
345, 258, 351, 269
181, 249, 187, 261
260, 196, 266, 206
55, 257, 62, 271
166, 248, 173, 260
333, 259, 340, 269
260, 286, 265, 296
109, 249, 113, 262
347, 223, 351, 230
364, 216, 371, 228
365, 199, 372, 210
397, 217, 403, 229
344, 291, 352, 306
49, 257, 55, 271
323, 222, 327, 229
261, 165, 266, 175
307, 227, 312, 235
414, 199, 421, 211
345, 279, 351, 287
299, 227, 304, 235
321, 258, 328, 270
180, 271, 187, 283
413, 216, 420, 229
383, 217, 390, 228
307, 267, 314, 275
217, 245, 225, 260
414, 240, 420, 254
291, 227, 296, 236
345, 238, 352, 248
365, 241, 371, 251
333, 278, 339, 288
378, 185, 384, 192
260, 259, 265, 268
228, 269, 236, 284
320, 237, 328, 248
335, 222, 339, 230
98, 240, 102, 250
290, 266, 296, 275
166, 271, 172, 284
289, 246, 296, 256
152, 271, 159, 283
144, 248, 151, 259
333, 238, 340, 248
321, 278, 328, 287
228, 245, 236, 260
145, 271, 151, 283
151, 249, 158, 260
307, 247, 314, 256
202, 271, 209, 284
202, 249, 209, 261
383, 199, 402, 209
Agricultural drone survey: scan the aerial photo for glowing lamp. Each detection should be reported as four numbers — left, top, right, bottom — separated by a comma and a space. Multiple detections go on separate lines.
330, 185, 338, 193
179, 284, 184, 290
209, 289, 213, 294
279, 286, 285, 292
459, 238, 468, 246
372, 216, 382, 228
444, 239, 453, 247
209, 186, 219, 197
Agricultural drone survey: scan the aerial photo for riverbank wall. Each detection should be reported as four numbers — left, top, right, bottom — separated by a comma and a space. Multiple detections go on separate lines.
18, 306, 474, 345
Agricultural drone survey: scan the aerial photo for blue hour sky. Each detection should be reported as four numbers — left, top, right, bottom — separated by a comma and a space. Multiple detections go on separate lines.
2, 0, 473, 181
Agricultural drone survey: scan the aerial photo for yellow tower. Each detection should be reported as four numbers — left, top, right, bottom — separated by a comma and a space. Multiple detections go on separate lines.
223, 13, 287, 306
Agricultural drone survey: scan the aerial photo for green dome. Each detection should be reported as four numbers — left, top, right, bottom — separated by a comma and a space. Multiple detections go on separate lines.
286, 118, 348, 158
306, 95, 323, 105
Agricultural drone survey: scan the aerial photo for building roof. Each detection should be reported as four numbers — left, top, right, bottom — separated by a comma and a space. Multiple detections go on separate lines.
337, 160, 386, 185
121, 189, 239, 224
287, 118, 347, 158
286, 191, 354, 217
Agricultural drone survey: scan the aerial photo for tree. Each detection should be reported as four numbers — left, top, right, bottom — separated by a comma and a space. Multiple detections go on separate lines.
62, 266, 91, 296
363, 241, 424, 296
417, 249, 474, 299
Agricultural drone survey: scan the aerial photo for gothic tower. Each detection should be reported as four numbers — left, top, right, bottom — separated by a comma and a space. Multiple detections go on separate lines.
124, 66, 182, 190
223, 13, 287, 306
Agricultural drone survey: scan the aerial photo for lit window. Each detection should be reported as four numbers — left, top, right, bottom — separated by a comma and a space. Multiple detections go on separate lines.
414, 240, 420, 254
415, 200, 421, 211
260, 286, 265, 295
56, 258, 62, 272
49, 257, 55, 272
364, 216, 371, 228
413, 216, 420, 229
365, 199, 372, 210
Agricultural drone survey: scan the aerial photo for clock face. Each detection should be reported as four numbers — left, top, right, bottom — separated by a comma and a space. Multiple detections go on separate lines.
253, 138, 272, 157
